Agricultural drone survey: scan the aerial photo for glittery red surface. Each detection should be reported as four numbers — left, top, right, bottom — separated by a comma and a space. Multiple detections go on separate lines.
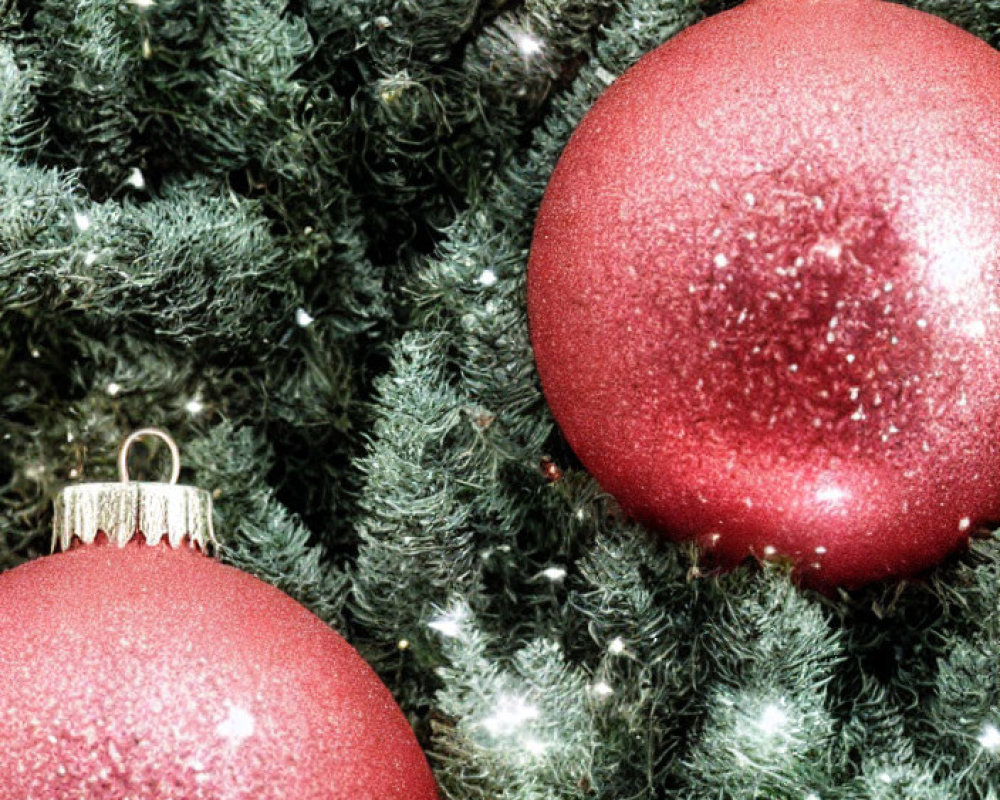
0, 540, 440, 799
527, 0, 1000, 587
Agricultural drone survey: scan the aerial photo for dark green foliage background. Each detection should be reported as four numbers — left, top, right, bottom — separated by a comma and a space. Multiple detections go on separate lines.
1, 0, 999, 797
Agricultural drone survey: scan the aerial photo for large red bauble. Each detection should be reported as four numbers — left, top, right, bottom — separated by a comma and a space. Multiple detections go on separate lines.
528, 0, 1000, 587
0, 539, 440, 799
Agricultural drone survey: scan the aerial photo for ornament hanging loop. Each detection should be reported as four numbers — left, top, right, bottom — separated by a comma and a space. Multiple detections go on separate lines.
118, 428, 181, 485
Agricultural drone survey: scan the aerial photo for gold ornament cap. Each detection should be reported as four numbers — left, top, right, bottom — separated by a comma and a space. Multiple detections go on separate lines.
52, 428, 216, 552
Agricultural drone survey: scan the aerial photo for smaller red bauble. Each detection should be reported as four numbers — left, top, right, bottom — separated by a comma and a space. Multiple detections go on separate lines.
528, 0, 1000, 587
0, 431, 439, 799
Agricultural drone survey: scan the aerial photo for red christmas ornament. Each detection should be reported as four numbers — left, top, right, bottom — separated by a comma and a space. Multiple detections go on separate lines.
528, 0, 1000, 587
0, 430, 439, 799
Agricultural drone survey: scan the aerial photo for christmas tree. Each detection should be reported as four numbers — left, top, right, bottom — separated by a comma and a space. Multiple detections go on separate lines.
1, 0, 999, 797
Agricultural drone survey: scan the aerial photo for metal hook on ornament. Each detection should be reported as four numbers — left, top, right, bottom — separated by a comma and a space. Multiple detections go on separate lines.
117, 428, 181, 485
